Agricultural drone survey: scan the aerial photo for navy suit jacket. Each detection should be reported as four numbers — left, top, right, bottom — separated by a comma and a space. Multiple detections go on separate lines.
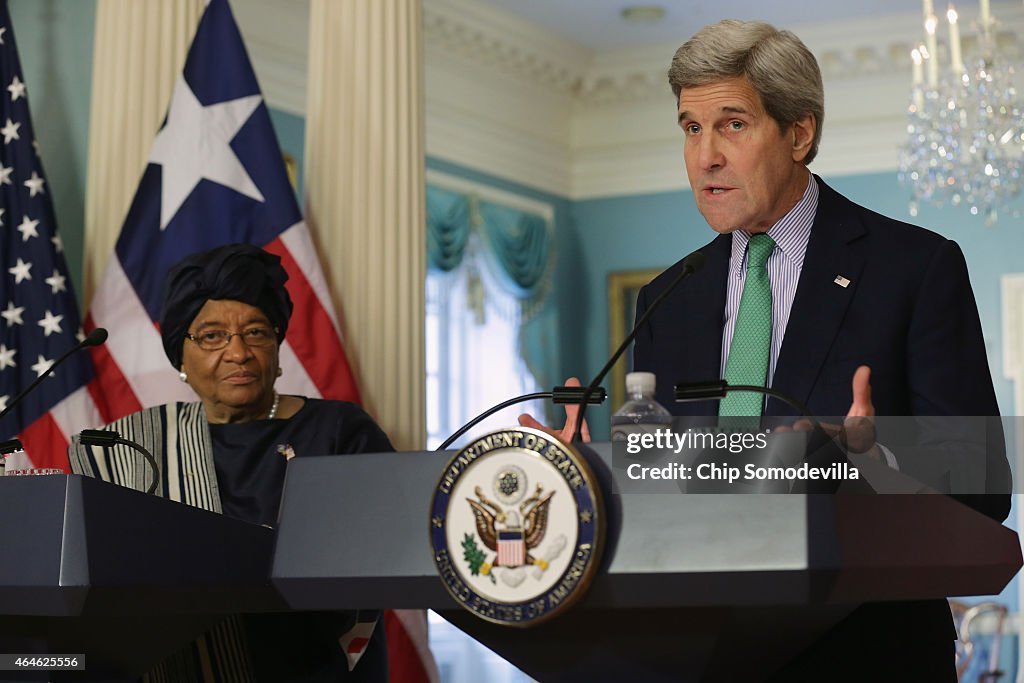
631, 175, 1010, 677
633, 175, 1010, 519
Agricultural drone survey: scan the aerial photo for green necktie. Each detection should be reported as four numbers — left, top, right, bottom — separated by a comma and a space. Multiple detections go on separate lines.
719, 233, 775, 418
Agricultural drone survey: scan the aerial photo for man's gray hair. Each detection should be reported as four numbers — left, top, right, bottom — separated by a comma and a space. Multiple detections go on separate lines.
668, 19, 824, 164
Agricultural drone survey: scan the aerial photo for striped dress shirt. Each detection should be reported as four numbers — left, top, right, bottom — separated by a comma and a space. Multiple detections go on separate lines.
720, 173, 818, 385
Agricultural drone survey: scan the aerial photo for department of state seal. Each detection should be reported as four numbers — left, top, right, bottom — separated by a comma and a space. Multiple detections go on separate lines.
429, 427, 604, 626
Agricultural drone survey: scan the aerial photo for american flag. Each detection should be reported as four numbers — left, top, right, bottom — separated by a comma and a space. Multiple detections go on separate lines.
0, 0, 100, 470
84, 1, 436, 680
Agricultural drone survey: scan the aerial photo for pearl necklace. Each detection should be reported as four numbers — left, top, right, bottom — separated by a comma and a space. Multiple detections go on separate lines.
267, 392, 280, 420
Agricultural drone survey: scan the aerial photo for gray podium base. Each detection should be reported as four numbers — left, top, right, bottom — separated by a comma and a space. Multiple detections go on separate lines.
0, 475, 282, 678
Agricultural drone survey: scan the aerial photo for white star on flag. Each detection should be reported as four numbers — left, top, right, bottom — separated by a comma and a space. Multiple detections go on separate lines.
0, 164, 11, 184
148, 76, 264, 230
1, 301, 23, 326
0, 27, 6, 45
0, 117, 18, 144
23, 171, 44, 196
0, 208, 4, 226
7, 74, 24, 101
0, 343, 15, 370
44, 269, 66, 294
7, 258, 30, 283
0, 396, 7, 413
51, 234, 62, 252
16, 215, 38, 241
37, 310, 63, 337
30, 354, 54, 378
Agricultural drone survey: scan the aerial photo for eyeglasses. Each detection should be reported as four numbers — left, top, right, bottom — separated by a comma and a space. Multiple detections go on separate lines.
185, 326, 279, 351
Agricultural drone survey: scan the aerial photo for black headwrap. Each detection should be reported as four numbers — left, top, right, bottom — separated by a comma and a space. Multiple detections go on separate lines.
159, 244, 293, 368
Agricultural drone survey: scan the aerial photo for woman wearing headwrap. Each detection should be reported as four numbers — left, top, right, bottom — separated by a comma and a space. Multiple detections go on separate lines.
69, 244, 389, 682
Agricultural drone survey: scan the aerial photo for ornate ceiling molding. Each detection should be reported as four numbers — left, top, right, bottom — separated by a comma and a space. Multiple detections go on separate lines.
424, 0, 588, 94
238, 0, 1024, 199
426, 3, 1024, 106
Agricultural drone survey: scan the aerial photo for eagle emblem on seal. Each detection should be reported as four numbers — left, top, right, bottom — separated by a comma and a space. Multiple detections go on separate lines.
462, 474, 567, 588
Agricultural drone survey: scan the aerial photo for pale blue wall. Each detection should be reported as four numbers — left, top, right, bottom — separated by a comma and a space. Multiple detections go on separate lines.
268, 108, 305, 206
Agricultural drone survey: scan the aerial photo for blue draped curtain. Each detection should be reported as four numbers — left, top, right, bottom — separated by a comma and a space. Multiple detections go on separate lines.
426, 186, 552, 312
425, 184, 556, 445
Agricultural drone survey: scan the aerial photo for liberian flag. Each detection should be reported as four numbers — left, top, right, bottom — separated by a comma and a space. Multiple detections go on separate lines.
83, 1, 437, 681
84, 0, 358, 420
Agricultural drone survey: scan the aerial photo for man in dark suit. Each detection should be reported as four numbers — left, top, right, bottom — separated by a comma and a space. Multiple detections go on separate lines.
625, 18, 1011, 681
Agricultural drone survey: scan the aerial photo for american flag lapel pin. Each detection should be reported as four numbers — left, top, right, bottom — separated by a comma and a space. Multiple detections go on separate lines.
834, 275, 851, 288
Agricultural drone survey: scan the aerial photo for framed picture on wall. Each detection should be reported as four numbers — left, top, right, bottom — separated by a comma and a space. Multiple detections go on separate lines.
607, 268, 662, 410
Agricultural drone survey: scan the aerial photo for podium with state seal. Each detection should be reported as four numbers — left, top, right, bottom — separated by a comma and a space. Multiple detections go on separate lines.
270, 429, 1023, 682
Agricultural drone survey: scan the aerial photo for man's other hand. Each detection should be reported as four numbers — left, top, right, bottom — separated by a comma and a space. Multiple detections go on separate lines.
775, 365, 882, 461
518, 376, 592, 444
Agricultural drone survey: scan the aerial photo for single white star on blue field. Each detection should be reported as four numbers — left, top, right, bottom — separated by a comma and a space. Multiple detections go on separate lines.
149, 76, 264, 230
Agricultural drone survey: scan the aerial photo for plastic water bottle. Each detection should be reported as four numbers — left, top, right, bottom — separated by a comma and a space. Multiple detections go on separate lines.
610, 371, 673, 441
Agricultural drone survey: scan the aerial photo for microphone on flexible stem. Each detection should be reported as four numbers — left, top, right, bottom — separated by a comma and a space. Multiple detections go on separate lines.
436, 386, 607, 451
674, 381, 863, 494
569, 251, 706, 443
0, 327, 109, 423
77, 429, 160, 495
673, 380, 817, 424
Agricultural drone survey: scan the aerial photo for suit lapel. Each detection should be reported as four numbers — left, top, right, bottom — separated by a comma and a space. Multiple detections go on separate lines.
769, 178, 867, 416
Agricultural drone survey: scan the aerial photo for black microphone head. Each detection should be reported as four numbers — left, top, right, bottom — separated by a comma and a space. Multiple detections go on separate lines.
84, 328, 109, 346
683, 251, 706, 274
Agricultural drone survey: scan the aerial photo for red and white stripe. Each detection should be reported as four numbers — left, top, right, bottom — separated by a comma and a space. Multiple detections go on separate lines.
498, 535, 526, 567
18, 383, 104, 472
338, 611, 379, 672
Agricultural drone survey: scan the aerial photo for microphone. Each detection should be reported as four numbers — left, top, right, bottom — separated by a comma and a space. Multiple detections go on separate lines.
673, 381, 862, 494
673, 380, 816, 421
436, 386, 607, 451
569, 251, 706, 443
77, 428, 160, 495
0, 328, 109, 422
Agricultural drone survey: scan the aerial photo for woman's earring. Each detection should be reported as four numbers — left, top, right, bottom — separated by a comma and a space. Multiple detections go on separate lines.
179, 371, 188, 383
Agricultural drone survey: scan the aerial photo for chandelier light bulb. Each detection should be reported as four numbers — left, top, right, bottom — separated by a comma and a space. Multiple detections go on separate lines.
900, 0, 1023, 224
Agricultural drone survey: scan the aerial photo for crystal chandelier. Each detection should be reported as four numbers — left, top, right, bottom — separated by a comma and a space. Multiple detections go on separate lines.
898, 0, 1024, 224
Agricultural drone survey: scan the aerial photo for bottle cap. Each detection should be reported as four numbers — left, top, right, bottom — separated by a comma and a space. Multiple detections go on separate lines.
625, 371, 656, 395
